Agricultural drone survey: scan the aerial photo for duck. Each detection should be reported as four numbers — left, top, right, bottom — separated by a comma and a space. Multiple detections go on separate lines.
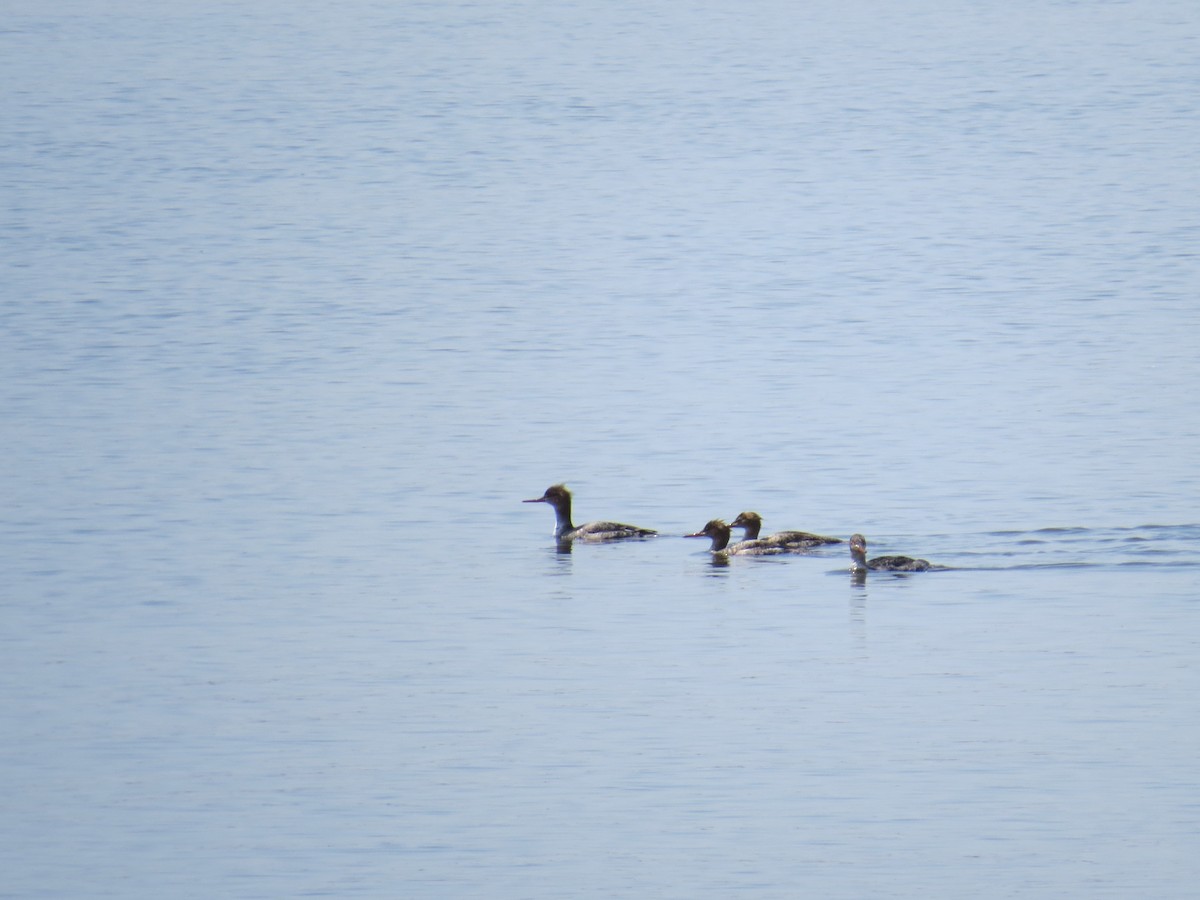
684, 519, 787, 556
523, 484, 657, 542
849, 533, 935, 572
729, 511, 842, 549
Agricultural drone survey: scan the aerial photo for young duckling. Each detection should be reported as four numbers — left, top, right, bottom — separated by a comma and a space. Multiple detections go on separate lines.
685, 519, 786, 556
730, 511, 842, 550
848, 533, 937, 572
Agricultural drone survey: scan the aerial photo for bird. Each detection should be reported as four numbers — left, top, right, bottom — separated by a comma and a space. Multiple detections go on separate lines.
684, 519, 788, 556
729, 511, 842, 550
848, 533, 936, 572
523, 484, 656, 542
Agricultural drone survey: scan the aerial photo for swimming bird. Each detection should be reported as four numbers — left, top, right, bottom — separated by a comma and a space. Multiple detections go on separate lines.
523, 484, 656, 542
684, 519, 787, 556
729, 511, 842, 549
849, 533, 935, 572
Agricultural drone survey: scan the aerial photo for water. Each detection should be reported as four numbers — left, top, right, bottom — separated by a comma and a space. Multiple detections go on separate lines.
2, 0, 1199, 896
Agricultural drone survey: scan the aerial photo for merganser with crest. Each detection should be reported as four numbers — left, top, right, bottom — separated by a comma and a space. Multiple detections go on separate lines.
849, 533, 936, 572
523, 484, 656, 542
730, 511, 842, 549
684, 519, 787, 556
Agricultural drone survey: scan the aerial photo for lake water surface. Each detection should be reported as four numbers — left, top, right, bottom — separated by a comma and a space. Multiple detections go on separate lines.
2, 1, 1199, 897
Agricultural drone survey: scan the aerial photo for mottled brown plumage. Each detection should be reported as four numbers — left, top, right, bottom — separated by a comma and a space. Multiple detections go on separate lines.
730, 511, 842, 549
849, 533, 935, 572
685, 519, 788, 556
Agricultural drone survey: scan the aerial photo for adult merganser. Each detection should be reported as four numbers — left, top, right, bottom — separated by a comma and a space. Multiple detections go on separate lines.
523, 484, 657, 542
684, 519, 786, 556
849, 533, 935, 572
729, 511, 842, 549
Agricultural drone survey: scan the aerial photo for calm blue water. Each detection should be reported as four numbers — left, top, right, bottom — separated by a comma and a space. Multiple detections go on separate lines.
3, 1, 1199, 897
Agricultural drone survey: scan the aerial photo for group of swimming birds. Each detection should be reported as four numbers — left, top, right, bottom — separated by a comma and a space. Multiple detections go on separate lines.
524, 484, 941, 573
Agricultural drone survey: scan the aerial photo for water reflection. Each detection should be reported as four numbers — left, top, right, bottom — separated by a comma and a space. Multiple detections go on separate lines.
848, 588, 869, 655
533, 543, 574, 576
